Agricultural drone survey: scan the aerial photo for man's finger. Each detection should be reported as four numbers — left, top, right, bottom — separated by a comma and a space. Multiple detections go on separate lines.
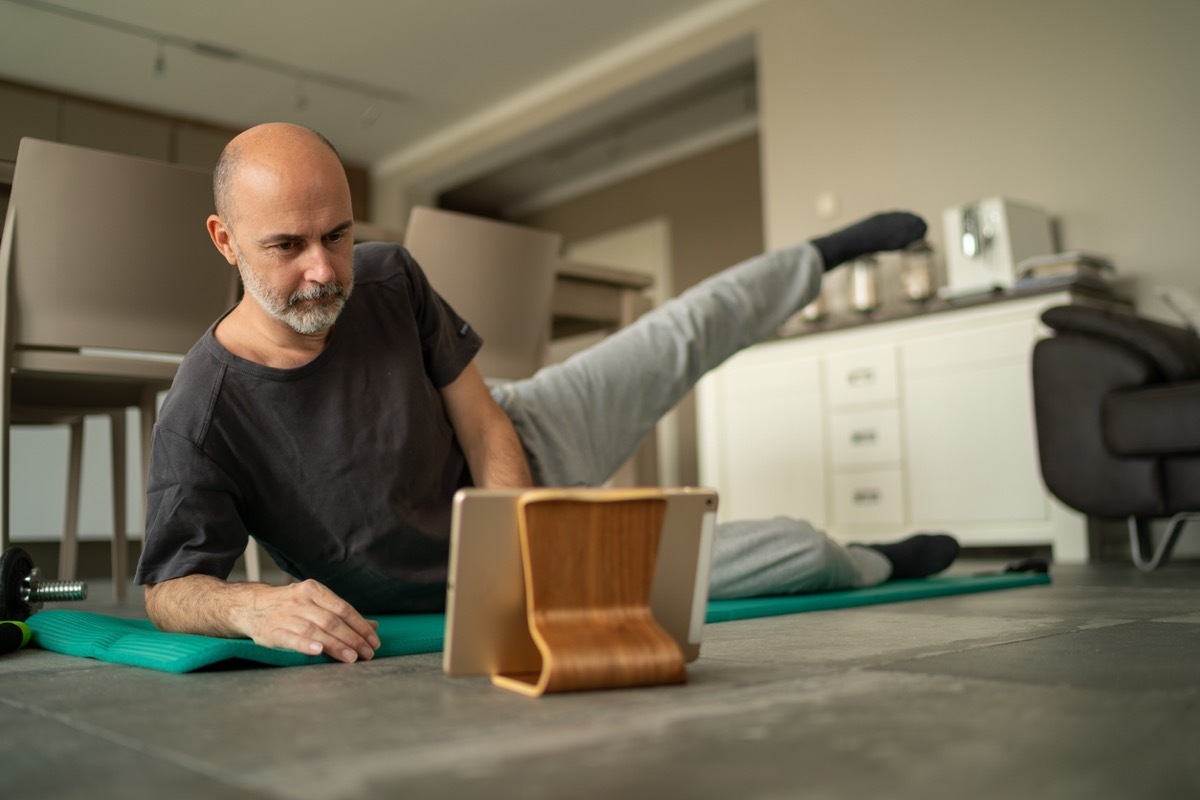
299, 583, 381, 653
302, 608, 378, 662
253, 582, 379, 661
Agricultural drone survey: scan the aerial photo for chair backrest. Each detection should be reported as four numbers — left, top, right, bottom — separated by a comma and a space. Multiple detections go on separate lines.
0, 138, 237, 360
0, 138, 240, 552
403, 206, 561, 382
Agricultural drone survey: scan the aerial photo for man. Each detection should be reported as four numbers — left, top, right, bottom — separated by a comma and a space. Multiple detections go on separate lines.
136, 123, 958, 664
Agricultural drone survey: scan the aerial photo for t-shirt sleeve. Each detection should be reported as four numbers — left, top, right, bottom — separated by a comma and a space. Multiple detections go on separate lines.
134, 426, 251, 586
398, 247, 484, 388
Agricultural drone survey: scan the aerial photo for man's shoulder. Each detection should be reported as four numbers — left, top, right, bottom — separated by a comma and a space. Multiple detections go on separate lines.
156, 334, 229, 443
174, 334, 226, 382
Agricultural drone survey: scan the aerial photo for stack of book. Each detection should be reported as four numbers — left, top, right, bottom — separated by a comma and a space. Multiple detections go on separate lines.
1015, 251, 1116, 291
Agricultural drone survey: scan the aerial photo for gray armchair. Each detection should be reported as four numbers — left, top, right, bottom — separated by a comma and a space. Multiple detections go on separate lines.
1031, 304, 1200, 570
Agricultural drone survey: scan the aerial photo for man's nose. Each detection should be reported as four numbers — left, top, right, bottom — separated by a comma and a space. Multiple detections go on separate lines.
302, 246, 336, 284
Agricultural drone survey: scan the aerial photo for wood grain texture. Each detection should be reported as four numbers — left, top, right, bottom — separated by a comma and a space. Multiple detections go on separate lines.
492, 489, 687, 697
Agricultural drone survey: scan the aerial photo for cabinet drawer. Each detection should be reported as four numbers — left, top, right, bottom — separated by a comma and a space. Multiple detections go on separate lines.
829, 408, 902, 466
825, 346, 898, 407
833, 469, 905, 526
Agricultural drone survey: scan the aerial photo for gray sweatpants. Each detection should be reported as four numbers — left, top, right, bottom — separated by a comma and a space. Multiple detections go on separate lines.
490, 241, 891, 598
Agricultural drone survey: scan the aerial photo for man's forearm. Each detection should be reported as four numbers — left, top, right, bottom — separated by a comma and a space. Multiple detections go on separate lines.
440, 362, 533, 488
143, 574, 381, 663
144, 574, 265, 638
471, 415, 533, 488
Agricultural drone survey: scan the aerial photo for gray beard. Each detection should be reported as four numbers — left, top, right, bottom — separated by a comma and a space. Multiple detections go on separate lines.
238, 255, 353, 335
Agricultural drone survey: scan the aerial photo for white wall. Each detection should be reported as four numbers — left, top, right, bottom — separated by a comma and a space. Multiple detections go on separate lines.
378, 0, 1199, 321
755, 0, 1200, 318
11, 409, 145, 541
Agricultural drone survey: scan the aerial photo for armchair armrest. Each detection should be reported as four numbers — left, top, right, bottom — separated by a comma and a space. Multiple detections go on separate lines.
1032, 324, 1170, 518
1041, 305, 1200, 382
1105, 381, 1200, 456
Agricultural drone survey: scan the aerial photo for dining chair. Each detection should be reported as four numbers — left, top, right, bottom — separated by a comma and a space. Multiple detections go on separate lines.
0, 137, 238, 597
402, 206, 562, 383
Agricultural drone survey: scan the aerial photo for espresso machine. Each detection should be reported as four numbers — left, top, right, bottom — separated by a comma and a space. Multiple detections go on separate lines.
940, 197, 1054, 297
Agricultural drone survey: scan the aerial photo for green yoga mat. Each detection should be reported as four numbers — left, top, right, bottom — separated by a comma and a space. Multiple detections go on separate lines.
26, 572, 1048, 673
26, 612, 446, 673
704, 571, 1050, 623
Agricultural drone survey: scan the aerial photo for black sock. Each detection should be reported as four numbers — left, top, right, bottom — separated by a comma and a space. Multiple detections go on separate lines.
810, 212, 928, 271
869, 533, 959, 580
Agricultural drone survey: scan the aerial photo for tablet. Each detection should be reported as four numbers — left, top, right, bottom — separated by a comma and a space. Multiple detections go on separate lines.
443, 487, 718, 676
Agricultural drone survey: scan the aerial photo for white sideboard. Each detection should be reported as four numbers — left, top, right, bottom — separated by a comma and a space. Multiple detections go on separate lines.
697, 290, 1103, 562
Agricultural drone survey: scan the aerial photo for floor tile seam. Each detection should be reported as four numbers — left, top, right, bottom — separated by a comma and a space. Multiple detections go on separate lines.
696, 652, 978, 683
855, 664, 1200, 701
860, 619, 1146, 670
0, 665, 124, 684
0, 653, 127, 678
696, 617, 1140, 671
0, 695, 276, 797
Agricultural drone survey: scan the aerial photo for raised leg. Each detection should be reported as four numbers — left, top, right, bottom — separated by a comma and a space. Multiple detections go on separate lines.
492, 214, 931, 599
493, 242, 826, 487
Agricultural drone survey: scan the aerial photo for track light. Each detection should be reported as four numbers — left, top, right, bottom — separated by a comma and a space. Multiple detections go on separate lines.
153, 40, 166, 77
11, 0, 405, 114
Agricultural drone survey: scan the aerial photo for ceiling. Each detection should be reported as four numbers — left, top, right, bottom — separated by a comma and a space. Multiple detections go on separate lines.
0, 0, 759, 214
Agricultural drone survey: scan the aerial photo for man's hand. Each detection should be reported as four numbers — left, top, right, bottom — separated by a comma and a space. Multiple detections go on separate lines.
234, 580, 381, 663
144, 575, 380, 663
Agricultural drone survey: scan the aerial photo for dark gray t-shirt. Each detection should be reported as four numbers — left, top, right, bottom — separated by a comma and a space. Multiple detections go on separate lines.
135, 242, 483, 613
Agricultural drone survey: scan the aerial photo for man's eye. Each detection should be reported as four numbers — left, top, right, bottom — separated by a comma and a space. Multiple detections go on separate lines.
326, 232, 345, 243
276, 241, 297, 252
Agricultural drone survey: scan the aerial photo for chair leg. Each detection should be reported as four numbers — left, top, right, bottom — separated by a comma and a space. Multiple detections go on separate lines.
244, 540, 262, 583
138, 388, 158, 566
59, 419, 84, 581
109, 412, 128, 601
1127, 514, 1200, 572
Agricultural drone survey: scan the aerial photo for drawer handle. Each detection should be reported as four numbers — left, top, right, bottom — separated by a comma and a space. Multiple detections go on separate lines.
847, 368, 875, 386
850, 429, 877, 445
852, 488, 880, 505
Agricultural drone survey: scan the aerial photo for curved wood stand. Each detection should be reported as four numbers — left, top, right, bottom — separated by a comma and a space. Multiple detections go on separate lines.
491, 489, 687, 697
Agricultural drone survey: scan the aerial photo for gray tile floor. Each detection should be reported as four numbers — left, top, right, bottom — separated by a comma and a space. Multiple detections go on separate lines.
3, 559, 1199, 800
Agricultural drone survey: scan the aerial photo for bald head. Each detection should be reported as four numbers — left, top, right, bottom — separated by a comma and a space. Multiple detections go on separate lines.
213, 123, 346, 224
205, 123, 357, 341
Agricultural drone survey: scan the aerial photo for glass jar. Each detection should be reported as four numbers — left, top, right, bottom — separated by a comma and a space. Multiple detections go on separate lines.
801, 288, 827, 321
850, 256, 879, 312
901, 241, 935, 302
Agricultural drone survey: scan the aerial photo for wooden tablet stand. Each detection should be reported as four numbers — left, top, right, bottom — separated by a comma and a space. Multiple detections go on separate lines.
491, 489, 688, 697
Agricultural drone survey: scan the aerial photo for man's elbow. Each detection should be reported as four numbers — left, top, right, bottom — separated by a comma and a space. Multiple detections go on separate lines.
142, 579, 191, 631
142, 581, 167, 625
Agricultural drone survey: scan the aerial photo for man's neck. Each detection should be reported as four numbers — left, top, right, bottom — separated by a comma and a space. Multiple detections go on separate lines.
214, 301, 330, 369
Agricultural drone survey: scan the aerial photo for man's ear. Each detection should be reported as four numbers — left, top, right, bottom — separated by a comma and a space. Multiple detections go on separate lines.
207, 214, 239, 266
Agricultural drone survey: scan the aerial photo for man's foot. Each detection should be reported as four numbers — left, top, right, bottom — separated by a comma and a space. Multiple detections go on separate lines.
869, 533, 959, 580
811, 211, 928, 271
